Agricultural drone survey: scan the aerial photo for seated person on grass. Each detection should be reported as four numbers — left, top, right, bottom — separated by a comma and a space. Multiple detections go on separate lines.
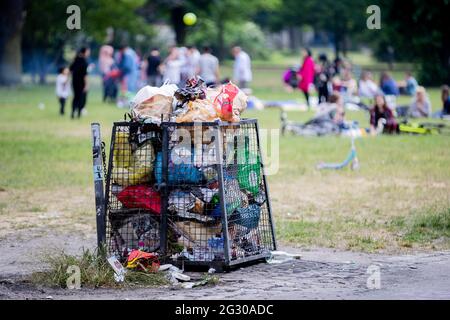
398, 71, 418, 96
409, 86, 432, 118
370, 93, 399, 135
432, 85, 450, 119
380, 71, 399, 96
358, 71, 379, 99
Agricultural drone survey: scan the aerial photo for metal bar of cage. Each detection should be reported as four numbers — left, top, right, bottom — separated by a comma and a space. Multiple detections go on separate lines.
255, 120, 278, 251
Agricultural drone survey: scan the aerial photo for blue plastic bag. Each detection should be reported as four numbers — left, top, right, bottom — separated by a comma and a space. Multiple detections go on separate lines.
154, 152, 203, 185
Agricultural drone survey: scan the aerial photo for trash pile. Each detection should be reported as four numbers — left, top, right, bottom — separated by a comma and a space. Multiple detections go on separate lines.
104, 77, 276, 272
107, 249, 214, 288
130, 76, 248, 124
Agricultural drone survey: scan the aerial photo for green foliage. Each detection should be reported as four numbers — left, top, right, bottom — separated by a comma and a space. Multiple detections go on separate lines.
186, 0, 280, 58
266, 0, 371, 55
22, 0, 152, 66
186, 20, 269, 59
363, 0, 450, 85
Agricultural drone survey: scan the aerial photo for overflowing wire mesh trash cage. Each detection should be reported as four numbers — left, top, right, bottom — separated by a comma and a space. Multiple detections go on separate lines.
102, 119, 277, 270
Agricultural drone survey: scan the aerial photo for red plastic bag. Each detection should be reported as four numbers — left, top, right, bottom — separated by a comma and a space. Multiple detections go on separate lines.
117, 185, 161, 215
213, 83, 240, 122
126, 249, 160, 272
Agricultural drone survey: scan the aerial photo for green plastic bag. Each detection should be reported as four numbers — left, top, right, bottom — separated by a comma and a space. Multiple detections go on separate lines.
237, 141, 261, 196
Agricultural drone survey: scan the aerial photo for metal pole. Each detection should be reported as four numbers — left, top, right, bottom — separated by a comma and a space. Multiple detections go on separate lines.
160, 124, 169, 256
255, 121, 278, 251
91, 123, 106, 248
214, 125, 231, 266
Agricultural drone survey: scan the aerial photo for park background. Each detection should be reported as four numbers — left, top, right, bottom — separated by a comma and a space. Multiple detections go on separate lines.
0, 0, 449, 260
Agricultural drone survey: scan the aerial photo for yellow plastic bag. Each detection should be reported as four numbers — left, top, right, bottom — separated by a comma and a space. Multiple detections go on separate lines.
112, 132, 155, 187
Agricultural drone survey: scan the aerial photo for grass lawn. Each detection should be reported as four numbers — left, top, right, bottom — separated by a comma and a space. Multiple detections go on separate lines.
1, 52, 449, 253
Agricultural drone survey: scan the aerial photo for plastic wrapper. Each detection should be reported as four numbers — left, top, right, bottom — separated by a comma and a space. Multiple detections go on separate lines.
175, 99, 220, 123
174, 76, 206, 107
112, 132, 154, 187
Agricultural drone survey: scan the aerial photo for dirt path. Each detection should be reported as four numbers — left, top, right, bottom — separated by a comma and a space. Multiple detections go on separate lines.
1, 231, 449, 300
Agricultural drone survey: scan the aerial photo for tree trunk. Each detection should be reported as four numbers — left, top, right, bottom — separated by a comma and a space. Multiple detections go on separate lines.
333, 33, 341, 60
0, 0, 24, 85
216, 18, 225, 61
170, 6, 186, 46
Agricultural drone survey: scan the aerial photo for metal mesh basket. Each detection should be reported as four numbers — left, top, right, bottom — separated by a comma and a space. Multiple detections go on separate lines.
103, 119, 276, 269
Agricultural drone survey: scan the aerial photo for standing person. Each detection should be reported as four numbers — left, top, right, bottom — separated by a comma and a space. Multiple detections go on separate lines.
118, 45, 139, 95
185, 45, 201, 79
162, 46, 183, 86
409, 86, 431, 118
315, 53, 333, 103
55, 66, 71, 116
297, 48, 315, 107
198, 46, 220, 87
231, 46, 252, 89
98, 45, 115, 102
370, 93, 399, 135
70, 47, 90, 119
146, 48, 162, 87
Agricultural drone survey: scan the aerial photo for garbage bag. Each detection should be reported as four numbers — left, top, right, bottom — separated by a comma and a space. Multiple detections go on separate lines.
130, 84, 177, 123
154, 152, 203, 185
117, 185, 161, 214
112, 132, 154, 187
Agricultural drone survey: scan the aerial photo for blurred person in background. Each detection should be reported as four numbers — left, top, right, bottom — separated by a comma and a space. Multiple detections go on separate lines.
70, 47, 90, 119
118, 45, 139, 95
162, 46, 183, 86
146, 48, 162, 87
184, 45, 200, 79
433, 85, 450, 118
380, 71, 399, 96
370, 93, 399, 135
198, 46, 219, 86
55, 66, 70, 116
232, 46, 252, 89
398, 71, 418, 96
297, 48, 315, 107
98, 45, 115, 102
358, 71, 379, 99
315, 53, 334, 103
409, 86, 431, 118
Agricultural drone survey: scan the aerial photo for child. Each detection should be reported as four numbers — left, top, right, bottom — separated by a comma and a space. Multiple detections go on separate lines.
55, 67, 71, 115
370, 93, 399, 135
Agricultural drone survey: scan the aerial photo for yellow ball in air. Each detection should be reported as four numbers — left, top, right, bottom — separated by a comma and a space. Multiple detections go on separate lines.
183, 12, 197, 26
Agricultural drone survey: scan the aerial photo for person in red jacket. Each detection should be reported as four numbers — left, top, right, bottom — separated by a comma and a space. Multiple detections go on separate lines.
297, 48, 315, 108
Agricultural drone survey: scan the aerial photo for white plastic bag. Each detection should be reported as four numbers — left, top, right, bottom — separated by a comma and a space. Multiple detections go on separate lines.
131, 84, 178, 123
